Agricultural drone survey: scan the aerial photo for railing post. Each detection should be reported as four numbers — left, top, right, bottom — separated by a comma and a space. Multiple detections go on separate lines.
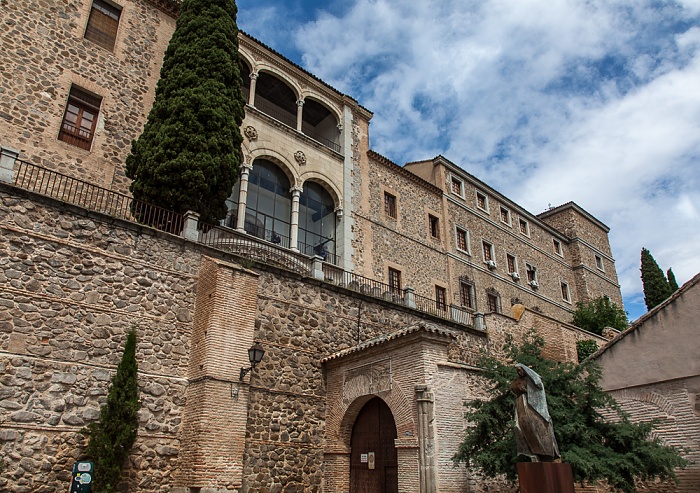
0, 147, 19, 183
404, 286, 416, 309
473, 312, 486, 331
312, 255, 324, 281
182, 210, 200, 241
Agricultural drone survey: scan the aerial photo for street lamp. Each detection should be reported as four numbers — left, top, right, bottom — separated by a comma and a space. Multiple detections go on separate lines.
239, 341, 265, 381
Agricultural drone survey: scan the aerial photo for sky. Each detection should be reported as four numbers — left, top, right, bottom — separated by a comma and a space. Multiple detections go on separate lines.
236, 0, 700, 322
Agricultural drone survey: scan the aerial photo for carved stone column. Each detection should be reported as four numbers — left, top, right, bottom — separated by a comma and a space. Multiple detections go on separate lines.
249, 72, 258, 107
235, 163, 254, 233
296, 98, 305, 132
289, 186, 303, 252
415, 385, 437, 493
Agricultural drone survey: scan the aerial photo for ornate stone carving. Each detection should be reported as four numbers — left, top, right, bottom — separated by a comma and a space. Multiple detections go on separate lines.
294, 150, 306, 166
244, 125, 258, 140
342, 360, 392, 404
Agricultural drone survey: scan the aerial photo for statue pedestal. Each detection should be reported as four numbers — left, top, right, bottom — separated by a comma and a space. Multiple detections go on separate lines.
517, 462, 575, 493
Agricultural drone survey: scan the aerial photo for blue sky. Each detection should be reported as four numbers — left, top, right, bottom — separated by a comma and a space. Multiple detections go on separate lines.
237, 0, 700, 322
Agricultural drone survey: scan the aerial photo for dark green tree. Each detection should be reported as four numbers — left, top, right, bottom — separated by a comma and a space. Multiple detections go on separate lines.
125, 0, 246, 224
640, 248, 673, 310
84, 330, 140, 493
454, 333, 687, 492
576, 339, 599, 362
571, 296, 627, 336
667, 268, 679, 291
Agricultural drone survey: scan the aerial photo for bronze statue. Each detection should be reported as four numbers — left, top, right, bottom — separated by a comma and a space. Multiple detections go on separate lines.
510, 363, 560, 462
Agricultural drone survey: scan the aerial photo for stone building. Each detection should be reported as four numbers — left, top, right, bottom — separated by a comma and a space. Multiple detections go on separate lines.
0, 0, 639, 492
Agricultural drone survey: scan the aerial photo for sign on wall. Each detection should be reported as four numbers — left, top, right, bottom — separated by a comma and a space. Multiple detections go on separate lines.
69, 461, 93, 493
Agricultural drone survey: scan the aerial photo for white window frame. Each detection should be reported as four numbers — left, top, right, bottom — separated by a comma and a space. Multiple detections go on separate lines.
595, 254, 604, 272
518, 218, 530, 237
553, 238, 563, 256
455, 226, 471, 254
506, 253, 519, 277
476, 190, 489, 213
482, 240, 495, 263
561, 280, 571, 303
500, 206, 512, 226
450, 176, 464, 198
526, 263, 538, 286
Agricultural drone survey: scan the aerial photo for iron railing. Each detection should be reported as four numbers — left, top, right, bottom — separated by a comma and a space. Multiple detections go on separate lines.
301, 123, 342, 153
7, 159, 472, 327
253, 96, 298, 129
12, 158, 184, 234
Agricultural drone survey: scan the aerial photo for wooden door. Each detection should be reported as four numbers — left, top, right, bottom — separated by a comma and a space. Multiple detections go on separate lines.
350, 397, 398, 493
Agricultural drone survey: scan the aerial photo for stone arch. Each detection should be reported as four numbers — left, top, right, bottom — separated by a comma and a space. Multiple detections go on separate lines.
247, 146, 300, 187
300, 93, 342, 128
300, 172, 342, 211
252, 64, 303, 100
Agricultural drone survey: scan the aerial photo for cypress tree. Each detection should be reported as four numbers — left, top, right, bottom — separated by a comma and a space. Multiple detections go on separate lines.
667, 268, 679, 291
125, 0, 246, 224
84, 330, 140, 493
640, 248, 673, 310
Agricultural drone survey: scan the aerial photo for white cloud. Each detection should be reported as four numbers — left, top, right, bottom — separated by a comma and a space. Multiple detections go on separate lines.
244, 0, 700, 320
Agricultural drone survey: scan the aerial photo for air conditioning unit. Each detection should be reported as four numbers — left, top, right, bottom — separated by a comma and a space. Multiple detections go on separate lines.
511, 272, 520, 280
486, 260, 497, 269
529, 280, 539, 288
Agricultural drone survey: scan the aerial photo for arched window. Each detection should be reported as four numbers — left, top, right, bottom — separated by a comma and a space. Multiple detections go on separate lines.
298, 181, 336, 259
225, 159, 292, 244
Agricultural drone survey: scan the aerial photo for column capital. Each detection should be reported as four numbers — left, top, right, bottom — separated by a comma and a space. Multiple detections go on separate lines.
241, 162, 253, 173
249, 72, 259, 80
337, 122, 344, 132
296, 98, 305, 107
290, 186, 303, 196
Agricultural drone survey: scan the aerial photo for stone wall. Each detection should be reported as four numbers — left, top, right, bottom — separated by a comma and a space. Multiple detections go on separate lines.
0, 185, 198, 492
0, 0, 175, 193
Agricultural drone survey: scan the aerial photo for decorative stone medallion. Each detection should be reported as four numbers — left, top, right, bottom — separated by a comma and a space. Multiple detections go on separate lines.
244, 125, 258, 140
294, 150, 307, 166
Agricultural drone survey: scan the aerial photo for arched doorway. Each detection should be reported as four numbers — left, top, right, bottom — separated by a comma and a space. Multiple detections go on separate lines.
350, 397, 398, 493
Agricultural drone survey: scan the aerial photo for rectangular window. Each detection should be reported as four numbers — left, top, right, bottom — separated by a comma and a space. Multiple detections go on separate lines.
429, 214, 440, 239
451, 177, 463, 196
561, 281, 571, 302
519, 218, 530, 236
507, 254, 516, 274
435, 286, 447, 311
595, 255, 604, 271
58, 86, 102, 150
553, 238, 563, 256
500, 206, 511, 225
476, 191, 488, 211
482, 240, 493, 262
526, 264, 537, 282
85, 0, 121, 51
384, 192, 397, 219
460, 282, 474, 309
456, 227, 469, 252
388, 268, 402, 295
487, 293, 499, 313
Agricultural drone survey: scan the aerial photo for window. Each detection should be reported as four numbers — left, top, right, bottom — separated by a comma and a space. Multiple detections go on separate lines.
58, 86, 102, 150
553, 238, 562, 256
561, 281, 571, 302
85, 0, 122, 51
384, 192, 397, 219
429, 214, 440, 239
519, 218, 530, 237
455, 227, 469, 252
486, 290, 501, 313
388, 268, 402, 295
500, 206, 511, 225
526, 264, 537, 284
482, 240, 494, 262
460, 281, 475, 309
451, 177, 463, 196
476, 191, 489, 211
595, 254, 604, 271
507, 254, 517, 274
435, 286, 447, 311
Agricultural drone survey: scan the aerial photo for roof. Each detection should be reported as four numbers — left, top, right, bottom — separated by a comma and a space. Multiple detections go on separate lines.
537, 201, 610, 233
321, 323, 456, 363
591, 271, 700, 359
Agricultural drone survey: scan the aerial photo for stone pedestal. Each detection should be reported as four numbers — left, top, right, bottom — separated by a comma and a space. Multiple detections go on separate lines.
517, 462, 575, 493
